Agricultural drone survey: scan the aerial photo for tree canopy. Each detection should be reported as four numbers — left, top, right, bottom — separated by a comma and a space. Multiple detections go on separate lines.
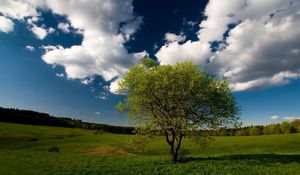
117, 58, 240, 162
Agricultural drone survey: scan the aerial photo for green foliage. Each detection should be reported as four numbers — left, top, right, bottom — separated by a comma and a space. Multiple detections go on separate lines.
263, 124, 282, 135
235, 129, 248, 136
249, 126, 263, 136
280, 122, 292, 134
117, 59, 240, 162
291, 119, 300, 132
116, 101, 126, 112
140, 57, 159, 68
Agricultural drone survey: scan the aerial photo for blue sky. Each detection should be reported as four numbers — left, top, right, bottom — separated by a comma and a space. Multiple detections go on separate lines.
0, 0, 299, 126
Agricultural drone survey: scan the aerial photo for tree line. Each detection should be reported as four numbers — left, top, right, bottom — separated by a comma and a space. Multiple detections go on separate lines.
0, 107, 134, 134
210, 120, 300, 136
1, 107, 299, 137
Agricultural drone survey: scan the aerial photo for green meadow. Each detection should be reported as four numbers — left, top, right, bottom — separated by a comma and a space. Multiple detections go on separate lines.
0, 122, 300, 175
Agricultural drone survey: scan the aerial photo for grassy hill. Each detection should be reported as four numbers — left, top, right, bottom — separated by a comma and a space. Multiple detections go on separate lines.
0, 122, 300, 174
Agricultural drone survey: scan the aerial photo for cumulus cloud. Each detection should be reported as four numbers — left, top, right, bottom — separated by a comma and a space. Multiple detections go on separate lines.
80, 77, 94, 85
271, 115, 279, 120
156, 40, 211, 65
0, 0, 54, 39
0, 16, 14, 33
48, 27, 55, 34
164, 32, 186, 43
109, 78, 123, 94
40, 0, 146, 85
0, 0, 39, 20
156, 0, 300, 91
0, 0, 145, 93
57, 22, 71, 33
30, 25, 47, 39
26, 45, 35, 52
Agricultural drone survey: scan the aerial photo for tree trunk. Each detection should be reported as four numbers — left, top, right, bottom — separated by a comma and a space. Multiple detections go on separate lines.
174, 134, 183, 162
169, 143, 177, 163
165, 131, 183, 163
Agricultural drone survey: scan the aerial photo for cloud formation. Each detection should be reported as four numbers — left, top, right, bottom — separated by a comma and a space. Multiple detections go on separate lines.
57, 22, 71, 33
0, 0, 146, 93
0, 16, 14, 33
30, 25, 47, 39
55, 73, 64, 78
156, 0, 300, 91
270, 115, 279, 120
282, 116, 300, 121
25, 45, 35, 52
270, 115, 300, 121
40, 0, 146, 86
164, 32, 186, 43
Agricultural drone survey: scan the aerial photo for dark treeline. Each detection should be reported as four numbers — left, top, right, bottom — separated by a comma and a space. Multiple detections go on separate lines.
0, 107, 134, 134
1, 107, 299, 136
209, 120, 300, 136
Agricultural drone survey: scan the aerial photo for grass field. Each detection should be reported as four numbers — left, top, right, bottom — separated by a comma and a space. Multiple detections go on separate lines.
0, 122, 300, 175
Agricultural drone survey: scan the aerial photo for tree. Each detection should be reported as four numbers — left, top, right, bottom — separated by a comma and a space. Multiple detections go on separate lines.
249, 126, 263, 136
235, 129, 249, 136
280, 121, 292, 134
117, 58, 240, 163
291, 119, 300, 133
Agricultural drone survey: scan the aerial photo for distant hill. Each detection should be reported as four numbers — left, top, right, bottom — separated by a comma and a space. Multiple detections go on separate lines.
0, 107, 134, 134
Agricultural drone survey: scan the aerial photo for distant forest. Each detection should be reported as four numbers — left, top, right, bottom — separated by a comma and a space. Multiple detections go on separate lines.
208, 119, 300, 136
0, 107, 299, 136
0, 107, 134, 134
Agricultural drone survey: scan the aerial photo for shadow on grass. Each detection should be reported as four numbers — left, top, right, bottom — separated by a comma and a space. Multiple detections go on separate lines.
179, 154, 300, 164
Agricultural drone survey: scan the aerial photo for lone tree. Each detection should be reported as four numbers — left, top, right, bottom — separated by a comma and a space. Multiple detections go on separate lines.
117, 58, 240, 163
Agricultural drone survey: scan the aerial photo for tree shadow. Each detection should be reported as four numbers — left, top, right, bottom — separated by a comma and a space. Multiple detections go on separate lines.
179, 154, 300, 165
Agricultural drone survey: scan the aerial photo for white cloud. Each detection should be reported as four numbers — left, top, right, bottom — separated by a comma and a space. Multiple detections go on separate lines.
96, 95, 107, 100
95, 91, 109, 100
26, 45, 35, 52
57, 22, 70, 33
80, 77, 94, 85
156, 40, 211, 65
95, 112, 101, 115
271, 115, 279, 120
48, 27, 55, 34
186, 20, 197, 27
270, 115, 300, 121
282, 116, 300, 121
30, 25, 47, 39
120, 16, 143, 41
40, 0, 145, 90
0, 1, 48, 39
109, 78, 123, 94
164, 32, 186, 43
55, 73, 64, 78
0, 0, 39, 20
0, 0, 145, 93
156, 0, 300, 91
0, 16, 14, 33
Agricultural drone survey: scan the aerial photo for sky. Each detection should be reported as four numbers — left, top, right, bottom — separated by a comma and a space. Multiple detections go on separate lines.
0, 0, 299, 126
